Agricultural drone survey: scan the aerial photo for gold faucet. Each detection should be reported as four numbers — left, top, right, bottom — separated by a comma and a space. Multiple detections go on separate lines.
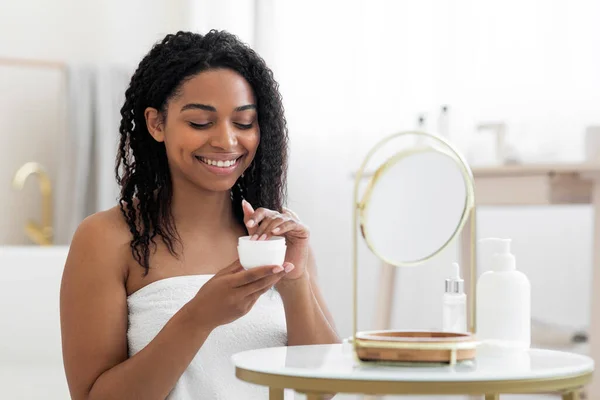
12, 162, 53, 246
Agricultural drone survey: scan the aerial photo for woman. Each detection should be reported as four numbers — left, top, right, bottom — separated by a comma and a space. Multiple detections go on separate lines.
60, 30, 339, 400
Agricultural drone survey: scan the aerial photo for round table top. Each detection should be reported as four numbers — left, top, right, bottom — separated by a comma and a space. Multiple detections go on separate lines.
232, 344, 594, 395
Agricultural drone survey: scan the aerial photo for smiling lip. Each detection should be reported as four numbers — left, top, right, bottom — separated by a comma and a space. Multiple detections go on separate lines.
195, 155, 243, 176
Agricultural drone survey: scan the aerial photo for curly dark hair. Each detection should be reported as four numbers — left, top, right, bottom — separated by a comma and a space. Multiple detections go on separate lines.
116, 30, 288, 273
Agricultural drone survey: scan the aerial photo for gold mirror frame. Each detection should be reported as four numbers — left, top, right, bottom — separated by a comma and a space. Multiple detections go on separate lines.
352, 131, 477, 362
359, 145, 473, 267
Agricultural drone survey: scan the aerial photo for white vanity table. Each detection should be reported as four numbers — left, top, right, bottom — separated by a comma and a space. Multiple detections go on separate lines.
232, 343, 594, 399
373, 163, 600, 397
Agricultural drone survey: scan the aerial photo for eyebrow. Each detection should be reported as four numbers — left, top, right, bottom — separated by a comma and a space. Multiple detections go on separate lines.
180, 103, 256, 112
234, 104, 257, 112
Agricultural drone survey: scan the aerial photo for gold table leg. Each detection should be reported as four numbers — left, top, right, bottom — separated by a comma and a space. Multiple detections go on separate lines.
485, 395, 499, 400
269, 387, 284, 400
562, 390, 581, 400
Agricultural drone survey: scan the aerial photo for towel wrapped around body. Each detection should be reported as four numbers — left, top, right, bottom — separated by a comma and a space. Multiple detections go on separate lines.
127, 275, 290, 399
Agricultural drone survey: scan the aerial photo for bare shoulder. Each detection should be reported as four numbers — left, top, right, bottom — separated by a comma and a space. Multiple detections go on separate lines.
74, 205, 131, 242
65, 205, 132, 282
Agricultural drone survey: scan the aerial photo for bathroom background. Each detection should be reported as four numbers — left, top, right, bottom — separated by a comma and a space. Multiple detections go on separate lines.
1, 0, 599, 399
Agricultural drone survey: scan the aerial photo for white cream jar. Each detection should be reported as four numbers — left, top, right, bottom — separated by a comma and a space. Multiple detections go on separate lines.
237, 236, 287, 269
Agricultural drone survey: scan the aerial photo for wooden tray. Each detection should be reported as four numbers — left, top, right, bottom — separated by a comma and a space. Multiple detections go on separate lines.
354, 330, 477, 364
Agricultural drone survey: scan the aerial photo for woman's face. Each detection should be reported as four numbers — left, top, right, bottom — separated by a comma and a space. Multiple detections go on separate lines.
146, 68, 259, 193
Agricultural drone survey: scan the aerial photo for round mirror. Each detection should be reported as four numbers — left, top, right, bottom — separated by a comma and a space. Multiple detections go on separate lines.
359, 136, 474, 266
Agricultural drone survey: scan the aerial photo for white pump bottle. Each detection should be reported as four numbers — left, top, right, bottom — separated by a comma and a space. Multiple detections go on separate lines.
476, 238, 531, 349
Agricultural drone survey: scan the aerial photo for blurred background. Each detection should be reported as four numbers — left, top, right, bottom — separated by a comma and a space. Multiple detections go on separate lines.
1, 0, 599, 399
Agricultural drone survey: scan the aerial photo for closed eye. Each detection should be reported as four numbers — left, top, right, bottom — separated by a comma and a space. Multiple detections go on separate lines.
235, 123, 254, 130
189, 122, 211, 129
189, 122, 254, 130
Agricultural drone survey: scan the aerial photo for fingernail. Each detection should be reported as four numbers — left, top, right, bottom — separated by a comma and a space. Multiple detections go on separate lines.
251, 234, 258, 240
272, 266, 284, 273
272, 227, 280, 233
259, 234, 267, 241
247, 219, 255, 227
284, 263, 295, 273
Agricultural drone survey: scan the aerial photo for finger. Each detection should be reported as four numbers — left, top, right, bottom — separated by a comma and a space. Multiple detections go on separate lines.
255, 215, 287, 240
270, 219, 297, 236
242, 200, 257, 235
282, 262, 296, 274
216, 259, 244, 275
242, 199, 255, 215
247, 208, 275, 239
239, 271, 285, 297
231, 264, 283, 288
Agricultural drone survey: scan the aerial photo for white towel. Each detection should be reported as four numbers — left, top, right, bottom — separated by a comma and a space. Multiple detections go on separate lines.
127, 275, 290, 399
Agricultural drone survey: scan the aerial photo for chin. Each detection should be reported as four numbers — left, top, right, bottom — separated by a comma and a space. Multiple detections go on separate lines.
193, 178, 237, 194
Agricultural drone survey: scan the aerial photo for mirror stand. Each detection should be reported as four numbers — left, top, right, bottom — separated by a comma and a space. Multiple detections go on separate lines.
351, 131, 477, 365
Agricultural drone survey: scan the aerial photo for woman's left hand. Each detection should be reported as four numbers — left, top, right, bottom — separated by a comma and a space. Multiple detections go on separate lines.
242, 200, 309, 281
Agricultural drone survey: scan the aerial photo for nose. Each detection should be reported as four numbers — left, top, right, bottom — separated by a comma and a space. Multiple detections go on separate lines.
210, 121, 238, 150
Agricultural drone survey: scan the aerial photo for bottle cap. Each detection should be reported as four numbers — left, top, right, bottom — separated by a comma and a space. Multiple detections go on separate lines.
479, 238, 516, 272
445, 262, 464, 294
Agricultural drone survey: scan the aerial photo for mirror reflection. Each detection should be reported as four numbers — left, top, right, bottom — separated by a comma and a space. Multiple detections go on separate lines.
361, 146, 470, 265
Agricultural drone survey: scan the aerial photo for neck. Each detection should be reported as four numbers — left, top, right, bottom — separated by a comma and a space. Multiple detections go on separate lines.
170, 178, 238, 235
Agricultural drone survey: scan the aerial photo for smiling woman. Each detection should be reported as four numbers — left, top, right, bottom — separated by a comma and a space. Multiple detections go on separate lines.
59, 30, 339, 400
114, 32, 289, 271
144, 68, 260, 193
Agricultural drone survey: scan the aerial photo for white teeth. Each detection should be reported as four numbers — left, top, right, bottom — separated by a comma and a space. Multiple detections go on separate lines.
199, 157, 238, 168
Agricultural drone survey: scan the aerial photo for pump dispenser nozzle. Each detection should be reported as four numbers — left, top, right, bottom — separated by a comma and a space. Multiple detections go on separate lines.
479, 238, 516, 272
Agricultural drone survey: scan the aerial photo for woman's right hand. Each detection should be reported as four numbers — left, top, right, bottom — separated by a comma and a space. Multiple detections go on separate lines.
192, 260, 290, 329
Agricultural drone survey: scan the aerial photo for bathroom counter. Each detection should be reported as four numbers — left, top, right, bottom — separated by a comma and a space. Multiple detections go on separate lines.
232, 343, 593, 399
470, 162, 600, 205
472, 162, 600, 176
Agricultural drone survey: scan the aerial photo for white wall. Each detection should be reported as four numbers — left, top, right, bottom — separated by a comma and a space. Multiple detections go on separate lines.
0, 0, 188, 244
264, 0, 600, 342
188, 0, 256, 46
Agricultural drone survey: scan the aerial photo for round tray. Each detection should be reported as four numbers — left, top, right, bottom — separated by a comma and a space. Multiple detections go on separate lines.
354, 330, 478, 364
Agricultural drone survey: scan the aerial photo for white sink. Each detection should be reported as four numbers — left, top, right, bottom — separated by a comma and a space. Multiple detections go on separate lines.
0, 245, 70, 399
